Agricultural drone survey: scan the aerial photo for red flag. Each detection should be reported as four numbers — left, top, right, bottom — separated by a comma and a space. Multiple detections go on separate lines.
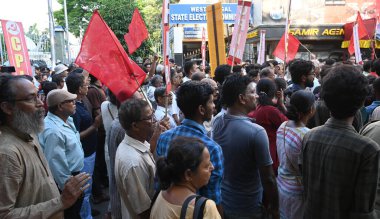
124, 8, 149, 54
348, 12, 368, 55
75, 11, 146, 102
273, 33, 300, 62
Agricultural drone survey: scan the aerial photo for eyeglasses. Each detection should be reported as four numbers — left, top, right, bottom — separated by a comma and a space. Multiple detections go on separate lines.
61, 99, 76, 104
137, 114, 157, 123
10, 95, 41, 104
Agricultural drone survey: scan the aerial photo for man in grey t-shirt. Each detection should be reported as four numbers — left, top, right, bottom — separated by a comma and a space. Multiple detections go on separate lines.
212, 75, 279, 219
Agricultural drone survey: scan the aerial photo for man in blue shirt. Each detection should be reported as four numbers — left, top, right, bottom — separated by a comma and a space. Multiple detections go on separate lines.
156, 81, 224, 215
39, 89, 85, 218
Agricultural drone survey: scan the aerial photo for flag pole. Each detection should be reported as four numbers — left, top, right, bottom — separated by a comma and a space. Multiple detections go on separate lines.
132, 74, 153, 110
284, 0, 292, 64
230, 2, 246, 73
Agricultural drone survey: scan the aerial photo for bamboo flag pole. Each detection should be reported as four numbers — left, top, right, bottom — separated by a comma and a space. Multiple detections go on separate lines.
132, 74, 153, 110
230, 2, 247, 73
284, 0, 292, 64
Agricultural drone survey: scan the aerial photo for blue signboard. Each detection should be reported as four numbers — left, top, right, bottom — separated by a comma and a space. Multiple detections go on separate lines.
169, 4, 238, 24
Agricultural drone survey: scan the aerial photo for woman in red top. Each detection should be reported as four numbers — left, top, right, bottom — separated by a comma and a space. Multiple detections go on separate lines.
248, 78, 288, 175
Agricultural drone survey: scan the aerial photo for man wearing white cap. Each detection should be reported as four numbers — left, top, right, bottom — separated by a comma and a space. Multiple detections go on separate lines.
39, 89, 85, 218
54, 64, 69, 77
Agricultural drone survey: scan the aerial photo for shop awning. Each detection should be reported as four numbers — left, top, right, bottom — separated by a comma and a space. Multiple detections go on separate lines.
341, 18, 378, 49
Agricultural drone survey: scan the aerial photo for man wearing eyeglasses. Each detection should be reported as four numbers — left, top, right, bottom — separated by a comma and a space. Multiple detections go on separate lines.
38, 89, 85, 218
115, 98, 167, 219
0, 75, 90, 218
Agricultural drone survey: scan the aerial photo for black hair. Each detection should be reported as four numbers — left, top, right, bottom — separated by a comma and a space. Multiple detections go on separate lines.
289, 59, 314, 84
69, 67, 84, 75
156, 137, 206, 189
52, 73, 65, 85
0, 75, 29, 123
247, 69, 260, 79
232, 65, 242, 74
363, 60, 372, 72
154, 87, 166, 102
220, 74, 252, 107
245, 64, 262, 73
259, 67, 274, 78
367, 75, 377, 85
107, 89, 120, 107
170, 68, 176, 80
324, 58, 336, 66
214, 64, 231, 84
176, 81, 213, 118
274, 77, 287, 91
42, 82, 58, 96
319, 65, 332, 82
89, 74, 98, 84
184, 61, 196, 76
372, 78, 380, 95
66, 72, 85, 94
286, 90, 315, 122
118, 98, 150, 130
372, 59, 380, 76
21, 75, 34, 82
256, 78, 277, 106
321, 64, 369, 119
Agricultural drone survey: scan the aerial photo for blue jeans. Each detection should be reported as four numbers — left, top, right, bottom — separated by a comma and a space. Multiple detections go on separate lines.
80, 152, 96, 219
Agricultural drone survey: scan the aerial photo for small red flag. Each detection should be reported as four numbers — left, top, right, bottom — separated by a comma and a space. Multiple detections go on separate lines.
273, 33, 300, 62
75, 11, 146, 102
124, 8, 149, 54
348, 12, 368, 55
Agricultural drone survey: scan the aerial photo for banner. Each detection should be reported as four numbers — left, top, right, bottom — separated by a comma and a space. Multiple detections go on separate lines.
201, 27, 206, 71
257, 30, 266, 64
162, 0, 171, 93
353, 24, 363, 64
227, 0, 252, 64
1, 20, 32, 75
206, 2, 226, 77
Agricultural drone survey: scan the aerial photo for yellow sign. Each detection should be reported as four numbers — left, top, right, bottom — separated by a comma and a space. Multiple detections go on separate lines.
206, 2, 226, 78
247, 30, 258, 39
289, 28, 344, 36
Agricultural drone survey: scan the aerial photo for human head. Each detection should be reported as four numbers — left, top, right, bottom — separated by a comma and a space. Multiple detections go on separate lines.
372, 59, 380, 76
274, 77, 287, 92
349, 55, 356, 64
65, 72, 88, 97
321, 64, 369, 119
47, 89, 77, 116
363, 60, 371, 73
54, 64, 69, 77
154, 87, 173, 106
247, 69, 260, 83
286, 90, 315, 122
150, 75, 163, 88
51, 73, 65, 89
176, 81, 214, 121
170, 68, 181, 87
144, 63, 152, 73
184, 61, 198, 78
324, 58, 336, 66
221, 74, 257, 112
289, 59, 315, 88
256, 78, 277, 106
42, 81, 58, 97
191, 72, 206, 81
214, 64, 231, 85
107, 88, 121, 108
201, 78, 219, 103
259, 67, 276, 80
0, 75, 44, 133
156, 137, 213, 190
274, 63, 285, 78
118, 98, 154, 141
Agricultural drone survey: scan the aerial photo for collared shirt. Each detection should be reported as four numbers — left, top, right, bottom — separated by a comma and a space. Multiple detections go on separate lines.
0, 126, 64, 219
155, 105, 177, 129
302, 118, 380, 219
115, 134, 156, 219
365, 101, 380, 122
156, 119, 224, 205
147, 86, 156, 103
39, 112, 84, 190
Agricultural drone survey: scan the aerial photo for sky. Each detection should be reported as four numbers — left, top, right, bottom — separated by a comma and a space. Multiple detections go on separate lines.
0, 0, 61, 32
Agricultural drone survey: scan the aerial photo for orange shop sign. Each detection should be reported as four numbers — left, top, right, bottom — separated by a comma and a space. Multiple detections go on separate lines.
1, 20, 32, 75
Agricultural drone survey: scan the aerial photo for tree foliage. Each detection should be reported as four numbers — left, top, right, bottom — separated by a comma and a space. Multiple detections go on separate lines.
54, 0, 164, 59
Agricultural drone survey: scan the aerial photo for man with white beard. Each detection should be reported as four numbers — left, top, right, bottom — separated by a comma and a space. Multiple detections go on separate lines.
0, 74, 90, 218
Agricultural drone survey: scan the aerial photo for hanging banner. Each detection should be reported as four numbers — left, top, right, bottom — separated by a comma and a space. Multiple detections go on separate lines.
227, 0, 252, 64
201, 27, 206, 71
1, 20, 32, 75
257, 30, 266, 64
206, 2, 226, 78
162, 0, 171, 93
353, 24, 363, 64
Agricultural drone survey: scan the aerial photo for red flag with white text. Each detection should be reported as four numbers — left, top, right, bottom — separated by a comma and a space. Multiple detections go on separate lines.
75, 10, 146, 102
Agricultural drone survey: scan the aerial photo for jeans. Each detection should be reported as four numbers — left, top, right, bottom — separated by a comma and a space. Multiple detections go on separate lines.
80, 152, 96, 219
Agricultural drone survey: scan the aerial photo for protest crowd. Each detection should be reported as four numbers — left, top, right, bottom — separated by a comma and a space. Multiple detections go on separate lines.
2, 54, 380, 219
2, 4, 380, 219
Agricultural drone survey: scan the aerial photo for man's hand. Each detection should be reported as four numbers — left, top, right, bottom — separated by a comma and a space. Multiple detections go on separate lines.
61, 173, 91, 209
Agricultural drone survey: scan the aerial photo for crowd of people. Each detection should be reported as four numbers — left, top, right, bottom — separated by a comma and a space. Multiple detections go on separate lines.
1, 55, 380, 219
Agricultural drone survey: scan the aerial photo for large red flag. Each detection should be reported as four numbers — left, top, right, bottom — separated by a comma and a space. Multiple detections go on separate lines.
75, 10, 146, 102
124, 8, 149, 54
273, 33, 300, 62
348, 12, 368, 55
